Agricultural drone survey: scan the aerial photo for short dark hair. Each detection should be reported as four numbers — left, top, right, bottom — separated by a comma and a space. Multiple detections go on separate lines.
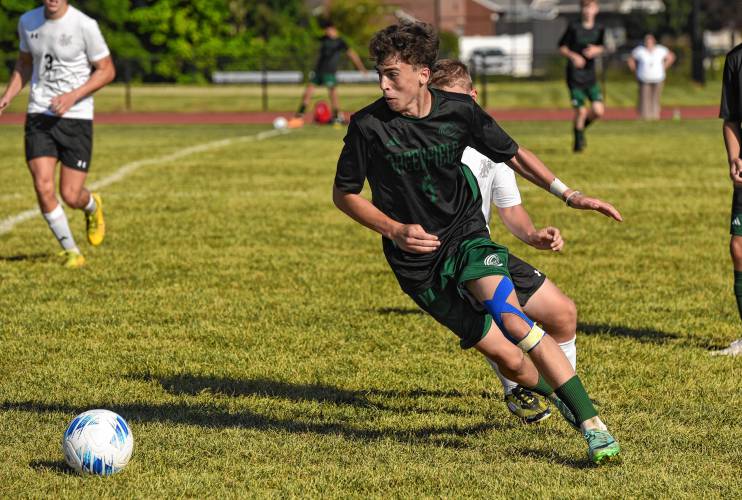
369, 21, 438, 69
430, 59, 472, 91
318, 17, 334, 29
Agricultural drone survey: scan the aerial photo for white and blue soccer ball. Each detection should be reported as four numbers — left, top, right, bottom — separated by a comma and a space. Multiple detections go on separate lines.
62, 409, 134, 475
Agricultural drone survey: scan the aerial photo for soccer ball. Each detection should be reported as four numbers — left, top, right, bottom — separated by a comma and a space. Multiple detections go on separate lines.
62, 409, 134, 475
272, 116, 288, 130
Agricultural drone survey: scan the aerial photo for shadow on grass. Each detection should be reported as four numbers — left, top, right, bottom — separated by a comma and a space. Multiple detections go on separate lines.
519, 448, 595, 470
0, 253, 50, 262
577, 322, 716, 348
375, 307, 425, 316
29, 460, 75, 475
1, 400, 502, 451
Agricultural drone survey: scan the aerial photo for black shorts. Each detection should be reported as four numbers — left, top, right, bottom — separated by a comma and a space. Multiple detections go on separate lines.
509, 254, 547, 306
25, 113, 93, 171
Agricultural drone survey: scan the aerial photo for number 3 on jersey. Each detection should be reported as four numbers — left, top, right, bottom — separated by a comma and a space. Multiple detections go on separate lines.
44, 53, 54, 72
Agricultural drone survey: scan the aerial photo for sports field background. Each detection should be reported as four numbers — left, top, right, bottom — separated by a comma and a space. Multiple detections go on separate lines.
0, 116, 740, 496
0, 80, 724, 114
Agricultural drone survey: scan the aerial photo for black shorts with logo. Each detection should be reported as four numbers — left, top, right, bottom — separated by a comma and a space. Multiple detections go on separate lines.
25, 113, 93, 171
509, 253, 547, 306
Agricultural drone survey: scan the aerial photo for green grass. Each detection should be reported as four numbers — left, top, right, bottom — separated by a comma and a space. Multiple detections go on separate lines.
0, 119, 740, 497
0, 79, 723, 114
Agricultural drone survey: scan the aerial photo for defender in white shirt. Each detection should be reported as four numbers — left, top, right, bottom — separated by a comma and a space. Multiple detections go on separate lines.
0, 0, 115, 268
431, 60, 584, 424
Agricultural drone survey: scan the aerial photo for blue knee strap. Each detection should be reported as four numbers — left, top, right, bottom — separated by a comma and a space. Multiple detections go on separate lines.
483, 277, 534, 343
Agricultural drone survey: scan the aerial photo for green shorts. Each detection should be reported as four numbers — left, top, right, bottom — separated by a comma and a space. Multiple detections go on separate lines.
410, 238, 510, 349
310, 72, 338, 88
569, 83, 603, 108
731, 188, 742, 236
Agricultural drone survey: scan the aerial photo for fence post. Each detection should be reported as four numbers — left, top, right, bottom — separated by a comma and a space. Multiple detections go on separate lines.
124, 59, 132, 112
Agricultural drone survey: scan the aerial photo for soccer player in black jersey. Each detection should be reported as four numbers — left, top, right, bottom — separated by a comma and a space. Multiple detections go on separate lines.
559, 0, 605, 152
294, 18, 367, 126
717, 43, 742, 356
333, 21, 622, 464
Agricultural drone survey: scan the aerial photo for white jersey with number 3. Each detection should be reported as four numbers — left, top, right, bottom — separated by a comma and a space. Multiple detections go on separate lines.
18, 6, 110, 120
461, 146, 521, 227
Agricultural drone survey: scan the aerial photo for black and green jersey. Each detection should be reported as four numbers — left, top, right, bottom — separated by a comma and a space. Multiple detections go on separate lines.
334, 88, 519, 293
721, 43, 742, 122
559, 21, 605, 88
315, 35, 349, 75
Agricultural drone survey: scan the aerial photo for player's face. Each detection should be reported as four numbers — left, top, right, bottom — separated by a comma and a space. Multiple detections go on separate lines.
582, 2, 599, 19
43, 0, 67, 15
644, 34, 656, 49
377, 57, 430, 114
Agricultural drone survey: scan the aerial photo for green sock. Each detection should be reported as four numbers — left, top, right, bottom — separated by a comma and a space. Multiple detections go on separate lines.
734, 271, 742, 321
555, 375, 597, 423
527, 375, 554, 398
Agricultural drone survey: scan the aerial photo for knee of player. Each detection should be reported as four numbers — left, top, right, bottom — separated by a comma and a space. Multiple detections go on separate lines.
34, 178, 55, 198
496, 350, 527, 375
60, 186, 81, 207
593, 105, 605, 118
731, 237, 742, 261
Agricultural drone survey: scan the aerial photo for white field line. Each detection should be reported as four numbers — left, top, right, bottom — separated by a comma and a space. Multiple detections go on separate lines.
0, 128, 290, 236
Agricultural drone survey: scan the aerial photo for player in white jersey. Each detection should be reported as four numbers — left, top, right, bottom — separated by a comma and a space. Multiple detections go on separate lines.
0, 0, 115, 268
431, 60, 581, 423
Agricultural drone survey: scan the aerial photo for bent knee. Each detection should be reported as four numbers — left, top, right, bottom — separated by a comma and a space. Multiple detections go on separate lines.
731, 237, 742, 263
60, 186, 82, 207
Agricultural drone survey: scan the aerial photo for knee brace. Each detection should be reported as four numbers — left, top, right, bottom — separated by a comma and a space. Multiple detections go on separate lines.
483, 277, 545, 353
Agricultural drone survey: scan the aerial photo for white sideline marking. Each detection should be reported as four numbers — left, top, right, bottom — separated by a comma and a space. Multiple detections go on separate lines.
0, 128, 290, 236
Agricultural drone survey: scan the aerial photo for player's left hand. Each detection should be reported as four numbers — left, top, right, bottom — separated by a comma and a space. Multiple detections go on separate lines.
568, 193, 623, 222
729, 158, 742, 186
49, 92, 77, 116
529, 227, 564, 252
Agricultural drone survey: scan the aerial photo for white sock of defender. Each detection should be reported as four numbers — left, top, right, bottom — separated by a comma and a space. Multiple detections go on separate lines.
83, 194, 96, 215
43, 204, 79, 252
558, 336, 577, 370
486, 357, 518, 395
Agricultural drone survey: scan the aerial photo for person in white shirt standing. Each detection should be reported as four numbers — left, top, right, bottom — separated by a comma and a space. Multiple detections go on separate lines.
0, 0, 115, 268
627, 34, 675, 120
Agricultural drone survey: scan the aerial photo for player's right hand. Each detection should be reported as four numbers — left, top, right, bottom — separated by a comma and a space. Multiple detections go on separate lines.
0, 96, 10, 116
571, 54, 587, 69
729, 158, 742, 186
391, 224, 440, 254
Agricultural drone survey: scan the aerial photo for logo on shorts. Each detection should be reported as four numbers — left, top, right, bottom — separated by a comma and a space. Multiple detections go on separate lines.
484, 254, 503, 267
76, 160, 87, 170
734, 217, 741, 227
534, 269, 542, 277
60, 34, 73, 47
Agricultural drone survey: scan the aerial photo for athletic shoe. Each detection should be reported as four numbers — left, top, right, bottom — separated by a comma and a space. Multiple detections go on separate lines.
584, 429, 621, 464
551, 396, 580, 431
85, 193, 105, 246
504, 386, 552, 424
59, 249, 85, 269
710, 338, 742, 356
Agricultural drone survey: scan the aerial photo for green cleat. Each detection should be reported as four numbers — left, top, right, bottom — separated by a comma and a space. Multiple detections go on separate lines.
505, 386, 552, 424
585, 429, 621, 464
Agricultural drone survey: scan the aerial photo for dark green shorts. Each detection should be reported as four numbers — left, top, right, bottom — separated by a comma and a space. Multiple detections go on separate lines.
732, 188, 742, 236
310, 72, 338, 87
410, 238, 510, 349
569, 83, 603, 108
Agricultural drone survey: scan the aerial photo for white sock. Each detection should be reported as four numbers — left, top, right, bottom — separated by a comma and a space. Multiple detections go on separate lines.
559, 336, 577, 370
43, 204, 78, 252
83, 194, 96, 215
486, 357, 518, 395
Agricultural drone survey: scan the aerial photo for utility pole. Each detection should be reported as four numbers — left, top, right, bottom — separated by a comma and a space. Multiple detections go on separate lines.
690, 0, 705, 84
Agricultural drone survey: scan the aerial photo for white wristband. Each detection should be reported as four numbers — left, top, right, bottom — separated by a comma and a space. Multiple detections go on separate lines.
549, 178, 569, 199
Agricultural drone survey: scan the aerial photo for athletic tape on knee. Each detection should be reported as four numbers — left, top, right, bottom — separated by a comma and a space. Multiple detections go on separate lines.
482, 277, 535, 347
518, 324, 545, 353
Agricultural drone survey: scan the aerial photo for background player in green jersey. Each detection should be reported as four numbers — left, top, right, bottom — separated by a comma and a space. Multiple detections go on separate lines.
334, 20, 622, 464
294, 18, 367, 126
559, 0, 605, 152
718, 42, 742, 356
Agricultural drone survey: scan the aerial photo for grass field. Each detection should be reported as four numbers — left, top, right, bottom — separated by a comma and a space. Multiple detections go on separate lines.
0, 79, 723, 114
0, 118, 740, 497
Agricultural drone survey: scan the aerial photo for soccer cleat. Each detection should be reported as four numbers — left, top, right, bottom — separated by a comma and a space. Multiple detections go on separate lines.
584, 429, 621, 464
85, 192, 105, 246
551, 396, 580, 431
59, 249, 85, 269
710, 338, 742, 356
504, 386, 552, 424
